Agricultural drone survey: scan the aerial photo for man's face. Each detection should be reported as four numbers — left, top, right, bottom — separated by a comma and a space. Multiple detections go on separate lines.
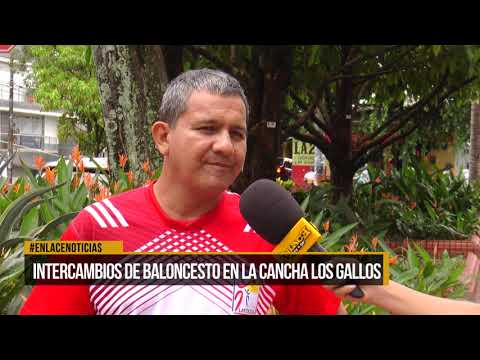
163, 90, 247, 194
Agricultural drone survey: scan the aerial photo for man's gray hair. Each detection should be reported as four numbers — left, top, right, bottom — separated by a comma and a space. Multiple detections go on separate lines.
158, 68, 249, 127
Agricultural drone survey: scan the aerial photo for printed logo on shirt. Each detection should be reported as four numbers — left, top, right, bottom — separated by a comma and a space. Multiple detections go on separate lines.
233, 284, 260, 315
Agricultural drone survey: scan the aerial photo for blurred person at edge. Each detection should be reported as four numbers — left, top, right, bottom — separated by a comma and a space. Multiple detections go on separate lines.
327, 282, 480, 315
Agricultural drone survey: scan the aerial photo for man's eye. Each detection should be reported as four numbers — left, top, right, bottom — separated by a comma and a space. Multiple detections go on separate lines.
198, 127, 216, 132
232, 131, 246, 140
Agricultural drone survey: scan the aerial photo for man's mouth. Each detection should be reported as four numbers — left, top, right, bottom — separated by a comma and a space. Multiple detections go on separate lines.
207, 162, 232, 168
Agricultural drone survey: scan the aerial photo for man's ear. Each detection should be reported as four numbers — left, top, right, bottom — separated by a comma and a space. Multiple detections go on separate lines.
152, 121, 171, 156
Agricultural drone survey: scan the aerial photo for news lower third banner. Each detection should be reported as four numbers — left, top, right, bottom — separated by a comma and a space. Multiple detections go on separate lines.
24, 241, 389, 286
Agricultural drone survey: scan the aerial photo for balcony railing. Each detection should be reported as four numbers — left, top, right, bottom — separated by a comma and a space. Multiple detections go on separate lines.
0, 132, 58, 152
0, 84, 32, 104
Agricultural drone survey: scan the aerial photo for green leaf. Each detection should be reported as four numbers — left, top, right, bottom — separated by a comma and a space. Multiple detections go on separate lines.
312, 210, 325, 229
300, 193, 310, 214
406, 246, 420, 270
39, 201, 56, 224
84, 46, 92, 66
19, 158, 40, 189
394, 268, 419, 284
412, 242, 432, 264
52, 197, 70, 215
71, 183, 88, 211
19, 208, 39, 237
56, 157, 70, 204
0, 183, 64, 246
322, 222, 358, 249
28, 211, 78, 239
432, 45, 442, 56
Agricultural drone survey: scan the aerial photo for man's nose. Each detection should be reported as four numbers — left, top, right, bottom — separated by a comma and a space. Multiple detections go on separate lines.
212, 130, 235, 156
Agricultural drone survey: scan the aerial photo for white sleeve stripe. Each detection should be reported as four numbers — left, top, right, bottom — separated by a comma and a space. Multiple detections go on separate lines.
93, 202, 119, 227
103, 199, 129, 227
85, 206, 108, 228
257, 300, 268, 314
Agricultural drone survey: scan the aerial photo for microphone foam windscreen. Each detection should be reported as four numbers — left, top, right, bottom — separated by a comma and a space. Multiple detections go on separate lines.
239, 179, 304, 244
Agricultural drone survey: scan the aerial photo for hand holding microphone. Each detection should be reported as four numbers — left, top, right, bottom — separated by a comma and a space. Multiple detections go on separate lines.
239, 179, 364, 299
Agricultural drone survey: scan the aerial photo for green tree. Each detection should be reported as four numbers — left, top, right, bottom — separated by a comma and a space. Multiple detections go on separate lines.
283, 45, 480, 199
22, 45, 106, 156
91, 45, 480, 197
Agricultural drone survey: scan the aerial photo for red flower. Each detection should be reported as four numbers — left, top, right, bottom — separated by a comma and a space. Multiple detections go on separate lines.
78, 160, 85, 173
127, 170, 134, 184
83, 173, 95, 190
118, 154, 128, 169
43, 167, 56, 186
141, 160, 151, 174
70, 145, 81, 165
34, 156, 45, 171
13, 183, 20, 193
322, 221, 330, 233
389, 256, 398, 265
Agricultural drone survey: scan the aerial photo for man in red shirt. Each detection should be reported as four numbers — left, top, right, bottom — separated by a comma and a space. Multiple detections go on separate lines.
20, 69, 345, 315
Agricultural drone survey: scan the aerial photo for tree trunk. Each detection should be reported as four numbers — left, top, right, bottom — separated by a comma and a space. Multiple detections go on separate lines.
92, 45, 169, 183
470, 101, 480, 182
329, 48, 354, 201
162, 46, 184, 80
230, 46, 293, 193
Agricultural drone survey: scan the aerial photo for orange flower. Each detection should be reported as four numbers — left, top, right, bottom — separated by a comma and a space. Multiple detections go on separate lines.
1, 182, 9, 194
13, 183, 20, 193
119, 154, 128, 169
94, 185, 110, 202
34, 156, 45, 170
71, 145, 81, 165
322, 221, 330, 233
141, 160, 151, 174
113, 181, 120, 193
389, 255, 398, 265
83, 173, 94, 190
24, 182, 31, 193
344, 233, 358, 252
371, 237, 379, 250
127, 170, 134, 184
78, 160, 85, 173
43, 167, 56, 186
71, 175, 80, 189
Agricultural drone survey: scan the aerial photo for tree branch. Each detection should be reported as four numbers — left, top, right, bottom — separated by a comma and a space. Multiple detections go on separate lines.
356, 76, 477, 164
184, 46, 249, 84
291, 130, 330, 157
287, 89, 331, 133
358, 71, 450, 152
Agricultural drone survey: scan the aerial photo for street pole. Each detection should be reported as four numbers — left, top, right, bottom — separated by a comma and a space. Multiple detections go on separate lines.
7, 55, 14, 183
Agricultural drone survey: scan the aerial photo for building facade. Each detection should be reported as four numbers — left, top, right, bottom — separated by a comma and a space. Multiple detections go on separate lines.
0, 50, 74, 178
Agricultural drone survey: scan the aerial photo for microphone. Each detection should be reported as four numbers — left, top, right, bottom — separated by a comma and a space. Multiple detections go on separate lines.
239, 179, 364, 299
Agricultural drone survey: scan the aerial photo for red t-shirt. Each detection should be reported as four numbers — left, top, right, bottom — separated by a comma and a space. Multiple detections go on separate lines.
20, 183, 341, 315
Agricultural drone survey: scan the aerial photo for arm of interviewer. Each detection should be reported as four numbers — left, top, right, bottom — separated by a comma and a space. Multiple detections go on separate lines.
327, 281, 480, 315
